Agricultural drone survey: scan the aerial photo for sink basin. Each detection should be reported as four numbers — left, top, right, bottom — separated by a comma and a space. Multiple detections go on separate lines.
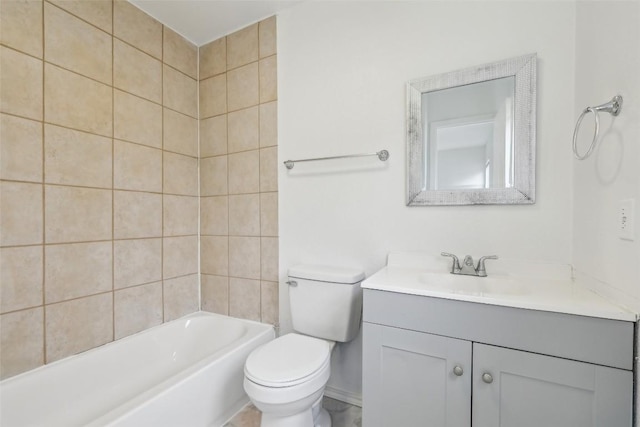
418, 272, 529, 297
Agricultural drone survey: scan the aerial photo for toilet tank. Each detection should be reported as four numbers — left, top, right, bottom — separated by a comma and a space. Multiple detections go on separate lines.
288, 265, 365, 342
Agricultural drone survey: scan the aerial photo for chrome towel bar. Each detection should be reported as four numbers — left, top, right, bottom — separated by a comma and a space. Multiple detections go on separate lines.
283, 150, 389, 170
573, 95, 623, 160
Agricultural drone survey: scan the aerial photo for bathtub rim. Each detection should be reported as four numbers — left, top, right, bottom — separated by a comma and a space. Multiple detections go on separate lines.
1, 311, 275, 427
1, 310, 273, 385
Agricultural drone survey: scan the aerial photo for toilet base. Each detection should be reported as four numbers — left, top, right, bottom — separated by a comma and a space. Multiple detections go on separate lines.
315, 407, 331, 427
259, 396, 331, 427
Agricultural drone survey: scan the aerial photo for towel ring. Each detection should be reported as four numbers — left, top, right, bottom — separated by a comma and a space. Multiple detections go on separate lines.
572, 95, 623, 160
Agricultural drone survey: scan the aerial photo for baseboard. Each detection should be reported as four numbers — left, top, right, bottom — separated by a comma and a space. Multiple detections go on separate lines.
324, 386, 362, 407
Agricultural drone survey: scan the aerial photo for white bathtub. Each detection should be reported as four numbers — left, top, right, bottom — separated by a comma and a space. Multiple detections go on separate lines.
0, 311, 274, 427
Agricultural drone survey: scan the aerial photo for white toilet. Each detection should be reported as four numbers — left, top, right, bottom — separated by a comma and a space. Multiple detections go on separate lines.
243, 264, 365, 427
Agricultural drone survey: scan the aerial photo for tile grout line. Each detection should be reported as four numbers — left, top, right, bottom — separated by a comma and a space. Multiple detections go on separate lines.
161, 24, 165, 323
225, 35, 231, 317
197, 37, 202, 312
258, 25, 264, 323
41, 0, 47, 366
111, 0, 116, 342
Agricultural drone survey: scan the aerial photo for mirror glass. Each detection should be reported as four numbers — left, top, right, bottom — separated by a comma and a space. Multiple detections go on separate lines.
407, 54, 536, 205
423, 77, 514, 190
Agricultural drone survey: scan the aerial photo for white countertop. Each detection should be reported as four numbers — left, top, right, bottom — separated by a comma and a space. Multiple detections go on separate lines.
362, 253, 638, 322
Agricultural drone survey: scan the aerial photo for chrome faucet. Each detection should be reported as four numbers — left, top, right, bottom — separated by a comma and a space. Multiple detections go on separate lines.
441, 253, 498, 277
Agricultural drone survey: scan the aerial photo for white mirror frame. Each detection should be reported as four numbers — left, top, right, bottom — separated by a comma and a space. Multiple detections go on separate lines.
406, 53, 537, 206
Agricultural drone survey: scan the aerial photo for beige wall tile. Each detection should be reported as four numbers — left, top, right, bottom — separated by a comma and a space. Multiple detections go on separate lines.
113, 0, 162, 59
163, 274, 199, 321
163, 236, 198, 279
201, 196, 228, 236
163, 152, 198, 196
227, 24, 258, 70
44, 241, 112, 304
1, 7, 276, 375
44, 3, 112, 84
0, 0, 43, 58
229, 236, 260, 279
200, 115, 227, 157
199, 75, 227, 119
114, 89, 162, 148
163, 195, 198, 236
1, 308, 44, 379
259, 55, 278, 103
163, 27, 197, 79
229, 194, 260, 236
114, 39, 162, 104
259, 16, 277, 59
0, 182, 42, 246
201, 274, 228, 315
164, 65, 197, 118
261, 237, 278, 282
45, 64, 112, 137
228, 106, 259, 153
0, 114, 42, 182
114, 140, 162, 192
0, 246, 43, 313
113, 190, 162, 239
227, 63, 259, 112
261, 280, 279, 324
44, 124, 112, 188
48, 0, 112, 33
45, 293, 112, 362
114, 238, 162, 289
163, 109, 198, 157
228, 151, 259, 195
45, 185, 111, 243
229, 277, 260, 321
259, 101, 277, 148
114, 282, 162, 339
260, 146, 278, 192
260, 192, 278, 237
200, 156, 228, 196
0, 47, 43, 120
199, 37, 226, 80
201, 236, 228, 276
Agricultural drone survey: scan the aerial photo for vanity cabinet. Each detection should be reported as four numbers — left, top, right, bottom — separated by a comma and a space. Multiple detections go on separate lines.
472, 343, 631, 427
362, 289, 634, 427
364, 324, 471, 426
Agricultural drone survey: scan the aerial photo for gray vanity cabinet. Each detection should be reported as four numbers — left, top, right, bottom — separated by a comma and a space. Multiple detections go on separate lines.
472, 343, 632, 427
362, 289, 634, 427
363, 323, 471, 426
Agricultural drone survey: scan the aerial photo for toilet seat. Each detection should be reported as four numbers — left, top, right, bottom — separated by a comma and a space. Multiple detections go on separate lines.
244, 333, 332, 388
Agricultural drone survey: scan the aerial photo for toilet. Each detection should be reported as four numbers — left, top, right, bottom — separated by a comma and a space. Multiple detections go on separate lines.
243, 264, 365, 427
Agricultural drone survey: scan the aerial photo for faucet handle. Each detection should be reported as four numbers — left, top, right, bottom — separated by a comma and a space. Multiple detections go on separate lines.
441, 252, 461, 274
476, 255, 498, 277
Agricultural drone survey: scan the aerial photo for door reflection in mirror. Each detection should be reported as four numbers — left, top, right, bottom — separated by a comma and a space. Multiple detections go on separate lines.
422, 77, 514, 191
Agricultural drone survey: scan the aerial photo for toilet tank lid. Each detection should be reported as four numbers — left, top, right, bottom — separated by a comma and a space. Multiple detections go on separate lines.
289, 264, 365, 284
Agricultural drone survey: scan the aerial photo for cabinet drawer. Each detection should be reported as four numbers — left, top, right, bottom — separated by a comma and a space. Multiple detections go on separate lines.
364, 289, 634, 370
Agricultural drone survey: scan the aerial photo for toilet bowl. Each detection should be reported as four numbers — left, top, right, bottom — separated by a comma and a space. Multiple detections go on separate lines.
243, 264, 365, 427
244, 333, 335, 427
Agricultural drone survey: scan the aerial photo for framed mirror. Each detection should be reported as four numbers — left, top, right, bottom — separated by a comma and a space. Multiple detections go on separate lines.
406, 54, 536, 206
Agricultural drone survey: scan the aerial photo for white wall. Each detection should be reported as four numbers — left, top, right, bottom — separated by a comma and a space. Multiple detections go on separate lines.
278, 1, 576, 401
573, 2, 640, 308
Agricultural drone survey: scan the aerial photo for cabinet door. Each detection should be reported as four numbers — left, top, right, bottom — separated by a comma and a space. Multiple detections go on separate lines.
473, 343, 632, 427
363, 323, 471, 427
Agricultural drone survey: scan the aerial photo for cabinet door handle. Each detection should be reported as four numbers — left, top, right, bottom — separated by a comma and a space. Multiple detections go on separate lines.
482, 373, 493, 384
453, 365, 464, 376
